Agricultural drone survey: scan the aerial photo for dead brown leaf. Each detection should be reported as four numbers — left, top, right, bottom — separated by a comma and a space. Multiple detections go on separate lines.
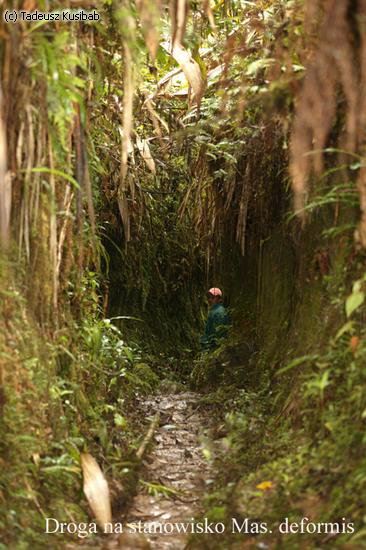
121, 43, 135, 185
135, 134, 156, 174
162, 42, 206, 106
170, 0, 188, 50
81, 453, 112, 530
136, 0, 162, 61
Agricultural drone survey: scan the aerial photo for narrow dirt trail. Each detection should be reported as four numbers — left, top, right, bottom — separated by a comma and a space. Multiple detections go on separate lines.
108, 391, 212, 549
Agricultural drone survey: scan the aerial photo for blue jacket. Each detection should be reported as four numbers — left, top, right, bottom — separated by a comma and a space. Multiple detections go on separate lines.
200, 303, 230, 350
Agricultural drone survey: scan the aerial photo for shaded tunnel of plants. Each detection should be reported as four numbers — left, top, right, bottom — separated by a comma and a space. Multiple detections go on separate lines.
2, 0, 366, 548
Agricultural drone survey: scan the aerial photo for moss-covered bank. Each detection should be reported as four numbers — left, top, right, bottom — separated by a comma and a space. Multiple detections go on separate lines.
189, 205, 366, 548
0, 259, 163, 549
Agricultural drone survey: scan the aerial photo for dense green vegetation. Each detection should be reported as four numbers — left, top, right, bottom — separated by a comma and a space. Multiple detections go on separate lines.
1, 0, 366, 548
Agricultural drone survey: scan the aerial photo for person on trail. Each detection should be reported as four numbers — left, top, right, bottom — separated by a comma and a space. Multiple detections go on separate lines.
200, 287, 230, 350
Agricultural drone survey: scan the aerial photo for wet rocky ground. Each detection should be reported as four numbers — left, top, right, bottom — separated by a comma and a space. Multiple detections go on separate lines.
68, 390, 213, 550
113, 391, 212, 550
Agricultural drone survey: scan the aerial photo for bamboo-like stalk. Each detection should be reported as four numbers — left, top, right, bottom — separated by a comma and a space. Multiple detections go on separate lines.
75, 103, 85, 293
32, 123, 45, 234
23, 104, 35, 262
136, 412, 160, 460
56, 187, 74, 280
121, 42, 134, 186
0, 87, 10, 249
48, 140, 58, 319
18, 199, 24, 259
84, 151, 98, 268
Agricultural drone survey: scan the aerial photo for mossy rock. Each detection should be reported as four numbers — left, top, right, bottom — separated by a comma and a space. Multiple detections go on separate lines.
76, 387, 90, 415
158, 379, 186, 394
190, 354, 226, 390
133, 363, 160, 390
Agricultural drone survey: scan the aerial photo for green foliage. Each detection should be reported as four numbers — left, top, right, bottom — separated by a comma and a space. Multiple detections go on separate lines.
32, 30, 87, 152
0, 263, 161, 549
4, 1, 366, 549
140, 480, 181, 498
345, 277, 366, 318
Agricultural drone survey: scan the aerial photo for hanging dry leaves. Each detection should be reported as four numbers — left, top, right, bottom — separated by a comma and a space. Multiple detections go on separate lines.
202, 0, 217, 33
117, 191, 131, 243
81, 453, 112, 530
135, 134, 156, 174
172, 44, 206, 105
290, 0, 360, 221
144, 98, 168, 150
144, 98, 169, 133
161, 42, 206, 106
121, 43, 135, 185
170, 0, 188, 50
166, 0, 205, 106
136, 0, 162, 61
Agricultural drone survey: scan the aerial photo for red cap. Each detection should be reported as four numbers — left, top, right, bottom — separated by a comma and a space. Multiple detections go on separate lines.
208, 287, 222, 296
